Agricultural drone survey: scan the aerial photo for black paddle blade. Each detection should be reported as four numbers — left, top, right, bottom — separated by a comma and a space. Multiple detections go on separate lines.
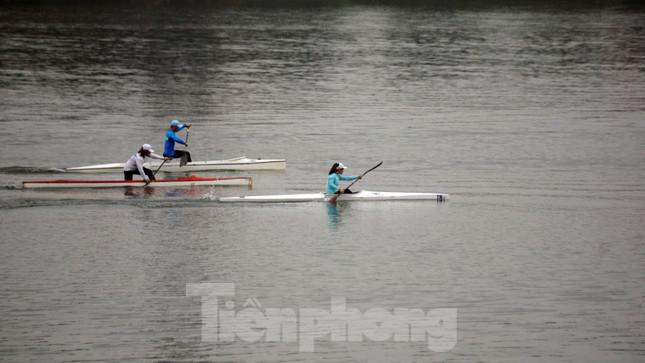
179, 154, 188, 167
364, 161, 383, 175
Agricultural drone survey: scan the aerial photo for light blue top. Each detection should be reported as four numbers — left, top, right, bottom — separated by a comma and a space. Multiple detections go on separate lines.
326, 173, 358, 195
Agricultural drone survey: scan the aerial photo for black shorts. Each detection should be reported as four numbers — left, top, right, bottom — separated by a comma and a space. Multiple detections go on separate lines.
124, 167, 155, 181
336, 188, 355, 194
164, 150, 192, 163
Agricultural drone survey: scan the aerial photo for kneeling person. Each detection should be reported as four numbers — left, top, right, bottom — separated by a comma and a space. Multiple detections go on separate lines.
124, 144, 168, 183
164, 119, 192, 163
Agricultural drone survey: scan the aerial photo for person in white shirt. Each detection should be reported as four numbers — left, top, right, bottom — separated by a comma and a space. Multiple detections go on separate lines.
123, 144, 168, 182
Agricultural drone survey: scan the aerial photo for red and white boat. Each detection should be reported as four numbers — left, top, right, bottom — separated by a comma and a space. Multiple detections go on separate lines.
22, 176, 252, 189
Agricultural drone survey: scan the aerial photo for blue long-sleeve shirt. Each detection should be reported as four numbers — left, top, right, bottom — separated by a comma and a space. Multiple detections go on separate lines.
326, 173, 358, 195
163, 126, 186, 157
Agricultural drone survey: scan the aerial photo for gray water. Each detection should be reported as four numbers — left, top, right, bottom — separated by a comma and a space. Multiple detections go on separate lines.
1, 2, 644, 362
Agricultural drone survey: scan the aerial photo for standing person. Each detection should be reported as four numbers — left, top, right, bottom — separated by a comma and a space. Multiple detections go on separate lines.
326, 162, 361, 195
163, 119, 193, 162
124, 144, 168, 182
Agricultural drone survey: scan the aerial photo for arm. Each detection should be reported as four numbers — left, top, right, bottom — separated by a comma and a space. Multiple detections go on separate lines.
136, 157, 148, 181
149, 152, 165, 160
339, 175, 358, 181
167, 131, 186, 145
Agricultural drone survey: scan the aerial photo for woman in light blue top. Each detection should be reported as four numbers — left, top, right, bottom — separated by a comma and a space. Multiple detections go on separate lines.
326, 162, 361, 195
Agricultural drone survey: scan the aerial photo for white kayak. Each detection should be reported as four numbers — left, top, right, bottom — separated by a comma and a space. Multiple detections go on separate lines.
23, 176, 252, 189
219, 190, 449, 203
65, 156, 286, 173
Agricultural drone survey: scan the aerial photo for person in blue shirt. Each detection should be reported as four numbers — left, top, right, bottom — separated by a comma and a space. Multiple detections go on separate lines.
326, 162, 361, 195
163, 119, 192, 163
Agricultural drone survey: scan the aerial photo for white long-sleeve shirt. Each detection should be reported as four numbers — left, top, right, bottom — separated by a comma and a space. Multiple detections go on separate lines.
124, 152, 164, 176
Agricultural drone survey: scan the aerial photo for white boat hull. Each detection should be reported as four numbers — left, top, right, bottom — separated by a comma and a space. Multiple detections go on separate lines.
23, 176, 252, 189
218, 190, 449, 203
65, 156, 286, 173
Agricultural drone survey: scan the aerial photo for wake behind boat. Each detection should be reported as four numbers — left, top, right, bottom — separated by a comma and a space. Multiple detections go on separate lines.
218, 190, 449, 203
23, 176, 252, 189
65, 156, 286, 173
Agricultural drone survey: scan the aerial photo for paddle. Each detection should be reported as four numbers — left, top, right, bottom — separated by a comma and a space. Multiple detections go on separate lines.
329, 161, 383, 203
180, 127, 190, 167
144, 159, 167, 186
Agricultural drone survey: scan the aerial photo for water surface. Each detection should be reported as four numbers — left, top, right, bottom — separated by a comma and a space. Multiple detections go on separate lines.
1, 3, 644, 362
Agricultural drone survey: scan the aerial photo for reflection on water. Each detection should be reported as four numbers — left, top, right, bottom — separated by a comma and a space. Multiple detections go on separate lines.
124, 186, 154, 198
326, 201, 340, 228
122, 186, 224, 199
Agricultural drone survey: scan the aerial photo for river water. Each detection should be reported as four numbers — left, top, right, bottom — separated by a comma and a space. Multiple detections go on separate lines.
1, 2, 644, 362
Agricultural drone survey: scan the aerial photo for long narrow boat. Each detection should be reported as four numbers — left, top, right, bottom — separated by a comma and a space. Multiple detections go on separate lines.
219, 190, 449, 203
23, 176, 252, 189
65, 156, 285, 173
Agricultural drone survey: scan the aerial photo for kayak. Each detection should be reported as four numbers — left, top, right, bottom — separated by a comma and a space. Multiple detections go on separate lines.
22, 176, 252, 189
218, 190, 449, 203
65, 156, 286, 173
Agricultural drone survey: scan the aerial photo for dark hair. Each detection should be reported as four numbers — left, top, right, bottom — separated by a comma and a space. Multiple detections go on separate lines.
138, 147, 150, 156
328, 162, 339, 175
